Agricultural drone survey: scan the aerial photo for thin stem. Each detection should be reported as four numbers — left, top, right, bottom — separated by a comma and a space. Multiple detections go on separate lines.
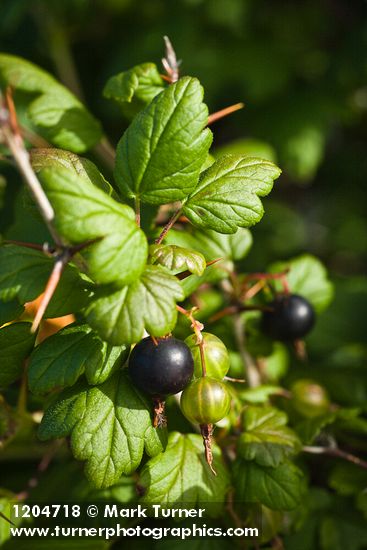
93, 137, 116, 171
233, 313, 261, 388
223, 375, 246, 383
3, 128, 62, 246
207, 102, 245, 125
150, 335, 159, 346
20, 125, 51, 148
242, 270, 290, 299
135, 196, 141, 227
155, 208, 182, 244
16, 439, 63, 501
48, 24, 85, 101
31, 255, 67, 333
33, 5, 84, 101
3, 239, 48, 252
0, 512, 14, 526
303, 446, 367, 469
176, 304, 206, 376
226, 489, 244, 530
243, 270, 290, 282
209, 303, 273, 323
0, 91, 63, 247
199, 339, 207, 377
243, 279, 267, 301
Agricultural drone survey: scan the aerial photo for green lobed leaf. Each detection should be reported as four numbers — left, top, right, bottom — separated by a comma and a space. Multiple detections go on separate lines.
295, 412, 337, 444
268, 254, 334, 313
0, 322, 36, 386
166, 227, 253, 262
238, 385, 284, 404
114, 76, 212, 204
85, 265, 184, 345
183, 154, 281, 233
201, 153, 216, 171
0, 492, 19, 546
149, 244, 206, 276
0, 299, 24, 325
164, 227, 253, 300
139, 432, 230, 517
163, 227, 253, 297
31, 148, 115, 197
0, 245, 90, 316
238, 406, 301, 467
328, 463, 367, 497
38, 370, 166, 488
233, 459, 305, 510
0, 53, 102, 153
103, 62, 165, 118
28, 323, 129, 394
38, 166, 148, 287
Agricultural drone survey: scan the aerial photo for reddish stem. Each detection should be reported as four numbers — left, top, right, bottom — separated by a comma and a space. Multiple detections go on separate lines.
303, 446, 367, 469
135, 197, 141, 227
207, 102, 245, 125
150, 335, 159, 346
209, 303, 273, 323
31, 256, 66, 332
155, 208, 182, 245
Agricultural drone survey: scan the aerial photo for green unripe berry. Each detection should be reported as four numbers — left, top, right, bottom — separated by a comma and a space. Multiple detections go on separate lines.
180, 377, 231, 424
184, 332, 230, 379
291, 379, 330, 418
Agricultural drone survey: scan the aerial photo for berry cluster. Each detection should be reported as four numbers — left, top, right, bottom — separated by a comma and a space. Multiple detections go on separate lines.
128, 292, 315, 473
128, 331, 232, 473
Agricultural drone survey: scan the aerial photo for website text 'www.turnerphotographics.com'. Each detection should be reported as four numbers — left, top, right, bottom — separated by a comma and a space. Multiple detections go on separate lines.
7, 503, 261, 541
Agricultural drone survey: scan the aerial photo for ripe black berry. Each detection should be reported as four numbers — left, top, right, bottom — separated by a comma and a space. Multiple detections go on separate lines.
128, 336, 194, 397
261, 293, 315, 341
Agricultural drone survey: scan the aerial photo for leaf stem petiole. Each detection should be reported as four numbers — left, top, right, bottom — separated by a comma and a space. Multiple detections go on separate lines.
155, 208, 182, 244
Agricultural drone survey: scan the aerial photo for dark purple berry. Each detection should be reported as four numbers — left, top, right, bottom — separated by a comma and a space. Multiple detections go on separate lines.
262, 294, 315, 341
128, 336, 194, 397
